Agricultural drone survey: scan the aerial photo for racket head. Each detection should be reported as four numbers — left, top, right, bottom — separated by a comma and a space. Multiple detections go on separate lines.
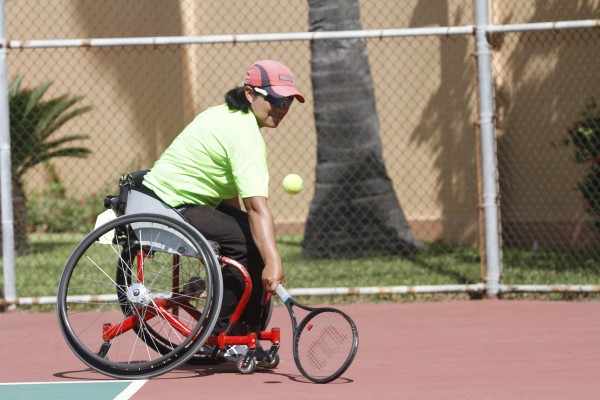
292, 307, 359, 383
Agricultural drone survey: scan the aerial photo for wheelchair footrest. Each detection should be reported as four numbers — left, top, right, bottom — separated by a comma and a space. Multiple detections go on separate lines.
204, 327, 281, 369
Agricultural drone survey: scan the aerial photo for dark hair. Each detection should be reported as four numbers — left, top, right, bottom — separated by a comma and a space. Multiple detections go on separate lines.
225, 86, 251, 113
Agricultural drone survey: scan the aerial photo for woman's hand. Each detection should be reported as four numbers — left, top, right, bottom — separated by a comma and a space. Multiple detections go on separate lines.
262, 262, 284, 293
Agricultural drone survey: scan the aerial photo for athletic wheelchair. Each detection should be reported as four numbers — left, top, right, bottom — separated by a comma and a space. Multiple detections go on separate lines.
57, 171, 280, 379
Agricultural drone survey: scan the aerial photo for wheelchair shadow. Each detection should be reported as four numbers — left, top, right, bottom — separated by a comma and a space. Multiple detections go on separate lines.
52, 361, 354, 384
53, 368, 127, 381
52, 365, 221, 381
181, 363, 354, 384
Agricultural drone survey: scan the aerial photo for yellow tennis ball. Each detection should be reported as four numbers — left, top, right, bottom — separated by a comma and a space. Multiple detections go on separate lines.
283, 174, 304, 195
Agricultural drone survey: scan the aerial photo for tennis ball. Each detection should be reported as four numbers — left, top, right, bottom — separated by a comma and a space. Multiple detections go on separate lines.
283, 174, 304, 195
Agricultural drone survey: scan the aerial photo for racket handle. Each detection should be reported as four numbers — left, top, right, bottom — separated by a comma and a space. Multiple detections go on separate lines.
276, 284, 291, 303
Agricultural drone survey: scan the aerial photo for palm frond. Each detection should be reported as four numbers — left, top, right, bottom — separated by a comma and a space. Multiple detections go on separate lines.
16, 148, 92, 178
8, 76, 23, 97
35, 94, 77, 137
39, 105, 94, 140
41, 135, 91, 151
9, 77, 93, 177
25, 81, 52, 117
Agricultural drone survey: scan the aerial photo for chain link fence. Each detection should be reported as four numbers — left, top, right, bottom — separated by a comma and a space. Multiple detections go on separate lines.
489, 1, 600, 291
1, 0, 599, 304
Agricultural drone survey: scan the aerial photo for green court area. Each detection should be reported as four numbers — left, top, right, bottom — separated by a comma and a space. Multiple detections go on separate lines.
0, 380, 146, 400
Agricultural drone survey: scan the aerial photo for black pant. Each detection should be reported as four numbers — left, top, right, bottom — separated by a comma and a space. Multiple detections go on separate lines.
181, 203, 265, 333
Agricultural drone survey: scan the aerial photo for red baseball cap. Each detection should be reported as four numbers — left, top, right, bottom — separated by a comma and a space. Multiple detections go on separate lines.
244, 60, 305, 103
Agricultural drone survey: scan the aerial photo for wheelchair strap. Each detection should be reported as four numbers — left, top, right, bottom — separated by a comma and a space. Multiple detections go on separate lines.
117, 173, 134, 216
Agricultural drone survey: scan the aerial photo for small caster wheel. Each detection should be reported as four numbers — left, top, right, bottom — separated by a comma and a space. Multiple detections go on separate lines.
258, 353, 280, 369
237, 356, 257, 374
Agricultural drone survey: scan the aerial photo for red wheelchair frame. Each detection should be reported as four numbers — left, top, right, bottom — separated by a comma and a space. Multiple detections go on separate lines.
100, 247, 281, 374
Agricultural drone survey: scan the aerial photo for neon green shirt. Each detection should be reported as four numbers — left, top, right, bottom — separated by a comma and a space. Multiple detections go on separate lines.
143, 104, 269, 208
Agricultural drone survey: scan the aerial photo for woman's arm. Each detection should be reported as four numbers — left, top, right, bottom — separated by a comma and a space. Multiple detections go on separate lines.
242, 196, 284, 293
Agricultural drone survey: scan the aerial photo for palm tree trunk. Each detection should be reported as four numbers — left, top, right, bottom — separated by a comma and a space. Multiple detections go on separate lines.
303, 0, 422, 257
0, 175, 31, 256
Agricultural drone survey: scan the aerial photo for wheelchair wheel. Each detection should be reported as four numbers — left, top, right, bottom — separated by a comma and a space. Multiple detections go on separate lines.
260, 295, 275, 331
57, 214, 223, 379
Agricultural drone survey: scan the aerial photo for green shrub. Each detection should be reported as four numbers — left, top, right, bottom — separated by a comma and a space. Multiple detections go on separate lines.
28, 190, 106, 234
27, 164, 107, 233
565, 99, 600, 230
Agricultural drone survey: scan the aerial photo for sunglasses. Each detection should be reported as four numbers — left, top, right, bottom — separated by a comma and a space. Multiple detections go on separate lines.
253, 87, 295, 107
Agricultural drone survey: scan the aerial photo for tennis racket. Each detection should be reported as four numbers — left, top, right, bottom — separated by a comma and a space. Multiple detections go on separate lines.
276, 285, 359, 383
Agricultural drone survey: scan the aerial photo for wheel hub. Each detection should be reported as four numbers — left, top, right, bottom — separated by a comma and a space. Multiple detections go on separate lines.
127, 283, 151, 305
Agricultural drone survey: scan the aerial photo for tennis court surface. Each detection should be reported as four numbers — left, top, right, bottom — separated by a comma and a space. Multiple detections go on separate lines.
1, 300, 599, 399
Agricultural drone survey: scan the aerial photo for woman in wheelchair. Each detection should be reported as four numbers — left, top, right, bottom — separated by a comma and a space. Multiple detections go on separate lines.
141, 60, 304, 346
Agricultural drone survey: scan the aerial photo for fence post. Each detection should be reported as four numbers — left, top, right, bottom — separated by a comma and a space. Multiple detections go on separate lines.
0, 0, 17, 306
475, 0, 502, 298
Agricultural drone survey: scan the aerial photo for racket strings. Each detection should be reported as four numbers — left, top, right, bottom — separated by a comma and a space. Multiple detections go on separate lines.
297, 311, 355, 378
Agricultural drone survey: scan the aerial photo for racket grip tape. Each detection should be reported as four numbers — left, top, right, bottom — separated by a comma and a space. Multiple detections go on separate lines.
276, 284, 292, 303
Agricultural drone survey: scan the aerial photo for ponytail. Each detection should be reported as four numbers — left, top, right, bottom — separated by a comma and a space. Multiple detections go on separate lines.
225, 87, 251, 113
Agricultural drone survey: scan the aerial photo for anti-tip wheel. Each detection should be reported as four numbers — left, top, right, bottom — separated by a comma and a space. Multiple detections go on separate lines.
237, 356, 257, 374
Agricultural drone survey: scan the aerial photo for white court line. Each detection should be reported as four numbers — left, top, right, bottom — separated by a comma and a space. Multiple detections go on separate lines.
115, 380, 148, 400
